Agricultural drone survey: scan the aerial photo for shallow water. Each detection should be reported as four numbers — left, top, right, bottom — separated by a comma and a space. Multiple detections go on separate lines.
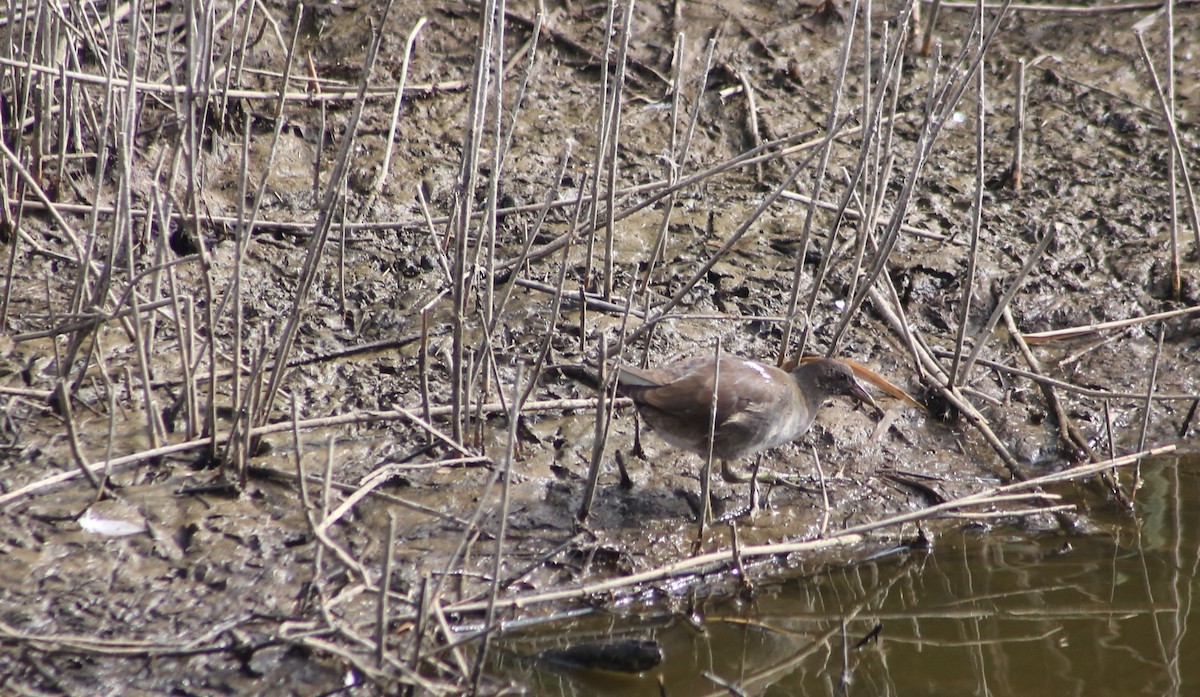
493, 454, 1200, 696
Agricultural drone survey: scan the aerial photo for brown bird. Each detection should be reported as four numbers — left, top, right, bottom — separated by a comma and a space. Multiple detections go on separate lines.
612, 356, 877, 487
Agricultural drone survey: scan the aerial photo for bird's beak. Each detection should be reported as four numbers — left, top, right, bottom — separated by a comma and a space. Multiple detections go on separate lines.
850, 380, 880, 414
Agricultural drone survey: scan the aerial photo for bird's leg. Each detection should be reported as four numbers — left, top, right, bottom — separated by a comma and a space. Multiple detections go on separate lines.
614, 450, 634, 490
721, 460, 750, 483
748, 455, 763, 518
722, 459, 772, 485
723, 459, 792, 487
632, 412, 647, 459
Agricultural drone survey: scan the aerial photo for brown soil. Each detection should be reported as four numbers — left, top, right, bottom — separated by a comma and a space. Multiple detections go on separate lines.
1, 0, 1198, 693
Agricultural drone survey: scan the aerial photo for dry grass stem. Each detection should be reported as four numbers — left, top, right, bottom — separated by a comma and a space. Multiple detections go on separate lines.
1023, 304, 1200, 342
2, 1, 1194, 690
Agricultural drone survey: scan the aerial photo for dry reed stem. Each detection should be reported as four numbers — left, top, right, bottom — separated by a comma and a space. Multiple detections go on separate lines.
814, 447, 831, 537
830, 0, 1012, 354
57, 382, 100, 490
472, 366, 525, 688
1135, 322, 1167, 463
578, 340, 609, 522
0, 54, 469, 103
448, 0, 498, 444
490, 144, 573, 328
376, 513, 398, 669
948, 26, 986, 386
921, 0, 943, 56
957, 224, 1055, 380
639, 31, 698, 295
600, 0, 634, 302
291, 398, 370, 581
780, 0, 861, 359
1011, 58, 1025, 190
1134, 30, 1200, 269
809, 5, 917, 363
583, 0, 617, 299
731, 65, 764, 184
223, 4, 305, 342
255, 3, 393, 433
518, 173, 590, 407
477, 3, 507, 352
1022, 304, 1200, 342
1002, 307, 1127, 504
374, 17, 429, 196
444, 445, 1173, 617
698, 338, 723, 531
936, 0, 1197, 13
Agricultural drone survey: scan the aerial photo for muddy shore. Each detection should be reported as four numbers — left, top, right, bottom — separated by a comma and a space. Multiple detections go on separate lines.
2, 1, 1198, 693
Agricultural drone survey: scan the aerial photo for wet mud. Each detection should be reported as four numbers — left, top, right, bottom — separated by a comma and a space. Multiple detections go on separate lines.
1, 0, 1198, 693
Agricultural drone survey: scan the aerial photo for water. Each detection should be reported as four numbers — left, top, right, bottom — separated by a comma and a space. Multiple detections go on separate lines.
493, 455, 1200, 695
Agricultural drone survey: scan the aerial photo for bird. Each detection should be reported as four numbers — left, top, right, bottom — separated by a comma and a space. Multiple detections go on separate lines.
611, 356, 877, 493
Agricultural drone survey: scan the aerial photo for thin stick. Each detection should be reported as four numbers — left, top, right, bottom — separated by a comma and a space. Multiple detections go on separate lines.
949, 38, 986, 386
57, 382, 100, 489
1178, 399, 1198, 439
779, 0, 860, 359
472, 366, 524, 688
419, 309, 433, 444
1023, 304, 1200, 342
374, 17, 428, 192
1003, 307, 1127, 506
601, 0, 634, 301
1134, 30, 1200, 294
254, 2, 394, 431
957, 225, 1056, 380
442, 445, 1174, 615
811, 446, 830, 537
405, 572, 431, 696
935, 0, 1199, 14
578, 341, 608, 522
920, 0, 943, 56
1011, 58, 1025, 190
489, 144, 573, 327
639, 31, 693, 294
584, 0, 617, 291
1134, 322, 1166, 468
448, 0, 496, 443
699, 339, 722, 532
733, 66, 764, 184
478, 2, 507, 356
519, 171, 588, 407
1164, 0, 1179, 298
375, 514, 397, 669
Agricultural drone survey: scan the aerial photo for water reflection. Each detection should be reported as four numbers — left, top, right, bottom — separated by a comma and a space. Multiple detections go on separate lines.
492, 456, 1200, 695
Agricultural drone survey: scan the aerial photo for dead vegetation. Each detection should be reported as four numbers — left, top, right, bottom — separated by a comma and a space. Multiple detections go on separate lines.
0, 0, 1198, 693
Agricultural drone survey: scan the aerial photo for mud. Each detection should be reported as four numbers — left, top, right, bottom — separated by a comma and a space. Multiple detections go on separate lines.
1, 1, 1198, 693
